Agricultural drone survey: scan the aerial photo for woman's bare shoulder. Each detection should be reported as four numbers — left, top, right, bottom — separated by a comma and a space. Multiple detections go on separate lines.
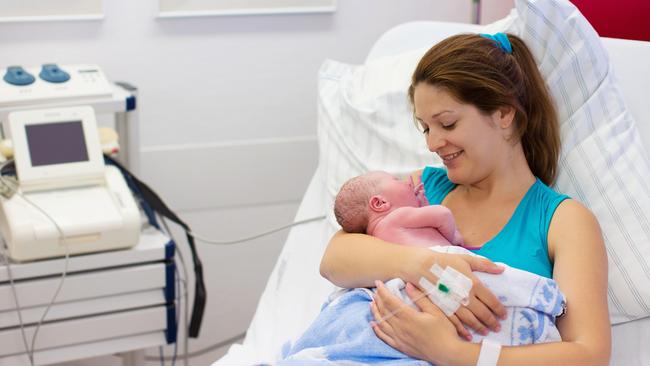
553, 199, 600, 228
548, 198, 603, 258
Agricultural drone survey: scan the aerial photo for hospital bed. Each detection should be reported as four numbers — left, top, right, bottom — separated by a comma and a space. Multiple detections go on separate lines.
215, 12, 650, 366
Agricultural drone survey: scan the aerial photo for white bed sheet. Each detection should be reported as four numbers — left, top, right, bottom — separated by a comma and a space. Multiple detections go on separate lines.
611, 317, 650, 365
214, 169, 337, 365
216, 19, 650, 366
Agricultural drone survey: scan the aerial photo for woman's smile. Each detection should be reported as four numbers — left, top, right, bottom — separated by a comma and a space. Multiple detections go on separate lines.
441, 150, 464, 166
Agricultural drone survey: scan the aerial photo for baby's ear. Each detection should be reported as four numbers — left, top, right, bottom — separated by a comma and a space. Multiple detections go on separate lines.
369, 195, 391, 212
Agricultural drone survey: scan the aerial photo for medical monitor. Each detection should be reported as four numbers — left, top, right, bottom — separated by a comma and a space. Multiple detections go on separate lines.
26, 120, 89, 166
8, 106, 105, 192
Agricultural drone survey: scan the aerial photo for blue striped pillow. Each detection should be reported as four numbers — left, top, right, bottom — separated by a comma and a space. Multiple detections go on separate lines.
509, 0, 650, 324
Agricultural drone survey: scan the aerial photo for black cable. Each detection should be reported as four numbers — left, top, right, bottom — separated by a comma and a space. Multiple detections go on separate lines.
104, 154, 206, 338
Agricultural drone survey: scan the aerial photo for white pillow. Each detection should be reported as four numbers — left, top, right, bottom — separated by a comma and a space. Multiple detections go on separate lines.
317, 0, 650, 324
317, 48, 437, 212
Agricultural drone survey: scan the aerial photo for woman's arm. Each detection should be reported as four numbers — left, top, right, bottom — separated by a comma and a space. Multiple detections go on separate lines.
321, 229, 507, 337
321, 169, 428, 287
371, 199, 612, 366
320, 230, 424, 288
448, 201, 610, 365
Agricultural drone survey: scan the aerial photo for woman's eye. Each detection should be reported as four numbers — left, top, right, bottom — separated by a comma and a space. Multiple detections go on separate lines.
442, 122, 456, 130
422, 127, 430, 135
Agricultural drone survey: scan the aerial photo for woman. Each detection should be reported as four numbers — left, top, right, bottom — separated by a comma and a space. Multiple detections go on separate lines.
320, 33, 611, 365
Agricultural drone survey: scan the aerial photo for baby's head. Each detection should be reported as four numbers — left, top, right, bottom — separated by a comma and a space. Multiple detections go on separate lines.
334, 171, 420, 233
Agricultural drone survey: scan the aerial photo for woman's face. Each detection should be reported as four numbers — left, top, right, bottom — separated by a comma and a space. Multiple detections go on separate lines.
413, 83, 512, 184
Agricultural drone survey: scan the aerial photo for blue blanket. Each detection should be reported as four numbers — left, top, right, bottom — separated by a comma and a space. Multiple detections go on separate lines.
279, 248, 565, 365
278, 283, 430, 365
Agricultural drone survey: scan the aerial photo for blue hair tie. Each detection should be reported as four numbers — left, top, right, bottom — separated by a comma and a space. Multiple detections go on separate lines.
479, 32, 512, 54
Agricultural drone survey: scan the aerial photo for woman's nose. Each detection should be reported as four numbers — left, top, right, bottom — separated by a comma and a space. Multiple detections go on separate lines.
426, 133, 446, 152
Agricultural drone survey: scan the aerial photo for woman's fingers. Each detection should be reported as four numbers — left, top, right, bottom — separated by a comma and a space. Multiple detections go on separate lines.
405, 282, 472, 340
461, 257, 507, 321
410, 253, 506, 333
471, 296, 502, 332
372, 280, 457, 362
372, 319, 398, 349
461, 276, 505, 331
466, 255, 505, 274
370, 300, 397, 346
446, 294, 501, 338
374, 280, 411, 320
404, 282, 438, 313
410, 273, 496, 336
449, 314, 471, 340
455, 305, 489, 336
471, 277, 507, 321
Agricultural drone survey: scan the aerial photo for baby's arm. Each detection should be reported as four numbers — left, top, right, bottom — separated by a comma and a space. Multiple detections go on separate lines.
385, 205, 463, 245
407, 170, 428, 207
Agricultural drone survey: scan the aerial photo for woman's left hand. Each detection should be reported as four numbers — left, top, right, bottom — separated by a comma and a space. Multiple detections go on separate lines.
371, 280, 461, 365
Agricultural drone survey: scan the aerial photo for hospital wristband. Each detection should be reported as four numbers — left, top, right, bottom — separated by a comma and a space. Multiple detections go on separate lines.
476, 338, 501, 366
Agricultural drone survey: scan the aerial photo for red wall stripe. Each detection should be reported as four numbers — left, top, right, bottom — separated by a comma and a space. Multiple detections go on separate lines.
570, 0, 650, 41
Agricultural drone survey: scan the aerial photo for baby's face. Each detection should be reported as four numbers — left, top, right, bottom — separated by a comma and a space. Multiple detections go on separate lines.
369, 171, 421, 209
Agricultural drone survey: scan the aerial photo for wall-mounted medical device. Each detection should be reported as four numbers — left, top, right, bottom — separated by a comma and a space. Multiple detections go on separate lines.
0, 106, 140, 262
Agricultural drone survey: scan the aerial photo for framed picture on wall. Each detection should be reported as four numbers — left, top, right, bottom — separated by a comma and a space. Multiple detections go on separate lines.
0, 0, 103, 22
158, 0, 336, 18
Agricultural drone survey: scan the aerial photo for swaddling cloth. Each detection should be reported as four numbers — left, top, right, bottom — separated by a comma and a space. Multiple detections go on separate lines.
392, 246, 566, 345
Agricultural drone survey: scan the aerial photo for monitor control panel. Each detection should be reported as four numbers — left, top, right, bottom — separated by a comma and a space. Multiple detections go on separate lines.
0, 64, 113, 108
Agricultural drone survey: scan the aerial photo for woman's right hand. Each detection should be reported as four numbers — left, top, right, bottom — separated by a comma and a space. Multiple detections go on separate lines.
400, 248, 507, 340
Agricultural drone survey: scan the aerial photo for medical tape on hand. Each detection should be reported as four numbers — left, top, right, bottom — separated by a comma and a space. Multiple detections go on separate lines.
418, 263, 472, 316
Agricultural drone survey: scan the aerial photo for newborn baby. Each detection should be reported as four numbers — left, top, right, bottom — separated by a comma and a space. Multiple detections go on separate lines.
334, 170, 463, 247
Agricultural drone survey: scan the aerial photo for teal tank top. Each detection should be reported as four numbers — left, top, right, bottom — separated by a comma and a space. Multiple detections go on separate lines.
421, 167, 569, 278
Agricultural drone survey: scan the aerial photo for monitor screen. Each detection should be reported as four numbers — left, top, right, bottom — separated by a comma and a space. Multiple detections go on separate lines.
25, 120, 89, 167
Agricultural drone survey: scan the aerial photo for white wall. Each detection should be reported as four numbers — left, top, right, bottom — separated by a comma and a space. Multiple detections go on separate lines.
0, 1, 514, 365
480, 0, 515, 24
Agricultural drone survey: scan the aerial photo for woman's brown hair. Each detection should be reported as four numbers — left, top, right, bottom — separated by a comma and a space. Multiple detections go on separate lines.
408, 34, 560, 185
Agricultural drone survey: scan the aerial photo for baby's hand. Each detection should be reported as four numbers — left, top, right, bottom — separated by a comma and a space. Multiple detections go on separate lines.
451, 229, 464, 246
414, 182, 428, 207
